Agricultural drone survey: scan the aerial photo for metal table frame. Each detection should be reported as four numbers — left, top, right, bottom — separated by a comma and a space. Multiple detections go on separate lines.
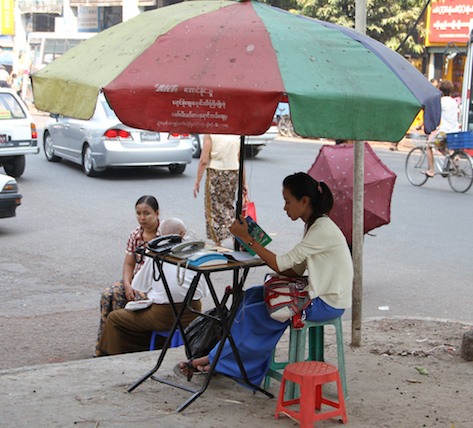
126, 251, 274, 412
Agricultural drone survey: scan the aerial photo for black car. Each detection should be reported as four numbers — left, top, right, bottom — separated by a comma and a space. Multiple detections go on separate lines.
0, 173, 22, 218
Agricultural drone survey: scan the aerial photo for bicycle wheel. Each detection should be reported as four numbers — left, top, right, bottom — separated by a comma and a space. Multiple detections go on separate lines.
447, 150, 473, 193
286, 118, 297, 138
405, 146, 429, 186
278, 116, 297, 138
278, 116, 290, 137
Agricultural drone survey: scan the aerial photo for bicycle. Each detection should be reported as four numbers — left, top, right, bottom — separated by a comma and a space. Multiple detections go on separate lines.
405, 134, 473, 193
277, 114, 297, 138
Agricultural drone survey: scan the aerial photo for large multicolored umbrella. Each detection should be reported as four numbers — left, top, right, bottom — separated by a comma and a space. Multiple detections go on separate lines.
32, 0, 441, 142
308, 143, 397, 245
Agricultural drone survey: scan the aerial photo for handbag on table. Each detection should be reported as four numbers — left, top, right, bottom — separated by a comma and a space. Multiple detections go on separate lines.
263, 273, 310, 329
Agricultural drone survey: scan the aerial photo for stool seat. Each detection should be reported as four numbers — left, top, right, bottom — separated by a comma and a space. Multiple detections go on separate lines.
275, 361, 347, 427
149, 330, 184, 351
286, 360, 338, 377
265, 317, 347, 400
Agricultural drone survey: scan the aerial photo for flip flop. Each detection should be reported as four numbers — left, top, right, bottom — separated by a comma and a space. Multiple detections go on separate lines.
178, 357, 197, 381
175, 359, 211, 381
421, 171, 434, 178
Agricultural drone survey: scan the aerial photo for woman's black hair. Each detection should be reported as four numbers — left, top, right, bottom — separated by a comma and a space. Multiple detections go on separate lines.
135, 195, 159, 212
283, 172, 333, 231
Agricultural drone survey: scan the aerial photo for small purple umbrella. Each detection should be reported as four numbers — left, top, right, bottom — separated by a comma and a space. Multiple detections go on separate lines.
308, 143, 397, 245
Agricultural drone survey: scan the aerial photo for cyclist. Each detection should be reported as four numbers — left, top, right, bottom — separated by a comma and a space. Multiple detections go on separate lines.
422, 80, 460, 178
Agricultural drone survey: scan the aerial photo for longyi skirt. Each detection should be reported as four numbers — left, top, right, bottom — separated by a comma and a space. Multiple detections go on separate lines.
205, 168, 238, 244
208, 286, 344, 387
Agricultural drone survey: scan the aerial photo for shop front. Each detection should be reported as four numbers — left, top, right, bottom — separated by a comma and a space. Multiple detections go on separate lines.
425, 0, 473, 99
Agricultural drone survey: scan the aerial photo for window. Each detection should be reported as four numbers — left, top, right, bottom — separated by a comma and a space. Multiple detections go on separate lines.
0, 93, 27, 120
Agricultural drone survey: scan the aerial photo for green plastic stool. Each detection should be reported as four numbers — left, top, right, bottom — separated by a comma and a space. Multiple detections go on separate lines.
264, 317, 348, 399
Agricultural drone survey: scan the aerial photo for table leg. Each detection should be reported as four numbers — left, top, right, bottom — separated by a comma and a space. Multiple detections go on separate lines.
127, 260, 273, 412
127, 261, 200, 393
203, 270, 274, 398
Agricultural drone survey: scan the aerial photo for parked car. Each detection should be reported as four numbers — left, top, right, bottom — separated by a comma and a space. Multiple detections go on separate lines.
43, 94, 193, 176
190, 134, 203, 158
0, 172, 22, 218
246, 126, 278, 157
191, 126, 278, 159
0, 88, 39, 177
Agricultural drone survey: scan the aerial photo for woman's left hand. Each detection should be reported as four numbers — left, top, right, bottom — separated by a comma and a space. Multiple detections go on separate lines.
230, 215, 250, 241
125, 284, 137, 301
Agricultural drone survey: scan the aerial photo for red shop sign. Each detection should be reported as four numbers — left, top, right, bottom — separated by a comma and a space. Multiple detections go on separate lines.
427, 0, 473, 44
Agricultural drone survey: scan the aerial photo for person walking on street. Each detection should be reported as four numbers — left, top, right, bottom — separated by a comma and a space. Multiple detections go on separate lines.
0, 65, 10, 87
193, 134, 248, 246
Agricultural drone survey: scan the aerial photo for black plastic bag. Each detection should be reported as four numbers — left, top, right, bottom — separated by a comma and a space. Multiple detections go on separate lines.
184, 307, 228, 358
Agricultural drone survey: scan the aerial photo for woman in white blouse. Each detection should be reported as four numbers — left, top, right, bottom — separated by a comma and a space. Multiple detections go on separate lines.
180, 172, 353, 385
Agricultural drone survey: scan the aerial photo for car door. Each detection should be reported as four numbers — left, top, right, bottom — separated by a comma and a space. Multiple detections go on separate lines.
46, 115, 75, 161
62, 116, 90, 163
54, 101, 104, 164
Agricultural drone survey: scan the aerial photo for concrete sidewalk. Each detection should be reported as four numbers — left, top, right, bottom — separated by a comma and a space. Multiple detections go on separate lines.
1, 318, 471, 428
0, 347, 284, 428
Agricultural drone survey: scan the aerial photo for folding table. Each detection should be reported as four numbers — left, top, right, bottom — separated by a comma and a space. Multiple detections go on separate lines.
126, 250, 274, 412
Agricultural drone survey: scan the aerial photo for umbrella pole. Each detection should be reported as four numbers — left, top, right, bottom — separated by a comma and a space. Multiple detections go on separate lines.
352, 9, 366, 348
234, 135, 245, 251
351, 142, 364, 347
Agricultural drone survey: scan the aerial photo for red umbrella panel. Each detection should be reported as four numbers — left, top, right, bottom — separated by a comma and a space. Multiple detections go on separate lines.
308, 143, 397, 245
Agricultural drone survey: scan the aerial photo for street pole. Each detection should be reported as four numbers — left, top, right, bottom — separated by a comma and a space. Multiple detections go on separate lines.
352, 0, 367, 347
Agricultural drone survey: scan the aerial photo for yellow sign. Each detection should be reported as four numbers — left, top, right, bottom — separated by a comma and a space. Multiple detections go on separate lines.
1, 0, 15, 35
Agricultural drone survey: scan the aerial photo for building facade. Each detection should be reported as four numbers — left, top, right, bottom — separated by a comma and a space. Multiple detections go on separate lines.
0, 0, 181, 77
424, 0, 473, 98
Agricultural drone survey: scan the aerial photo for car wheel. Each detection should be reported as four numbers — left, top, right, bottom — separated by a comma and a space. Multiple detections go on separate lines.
168, 164, 186, 174
43, 131, 61, 162
191, 134, 201, 158
244, 145, 261, 159
82, 144, 101, 177
3, 155, 25, 178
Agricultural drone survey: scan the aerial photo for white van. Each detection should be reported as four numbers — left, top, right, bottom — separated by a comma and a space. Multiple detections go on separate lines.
0, 88, 39, 177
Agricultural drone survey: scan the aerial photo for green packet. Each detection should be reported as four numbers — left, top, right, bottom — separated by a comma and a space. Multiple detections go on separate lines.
237, 216, 272, 255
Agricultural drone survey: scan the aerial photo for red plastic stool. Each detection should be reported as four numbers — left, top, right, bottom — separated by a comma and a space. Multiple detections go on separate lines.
275, 361, 347, 426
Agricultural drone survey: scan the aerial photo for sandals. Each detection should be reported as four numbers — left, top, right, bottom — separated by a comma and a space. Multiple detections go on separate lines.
177, 358, 210, 381
421, 170, 434, 178
180, 357, 198, 381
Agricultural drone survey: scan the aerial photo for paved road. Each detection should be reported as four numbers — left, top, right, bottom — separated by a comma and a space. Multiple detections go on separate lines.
2, 114, 472, 324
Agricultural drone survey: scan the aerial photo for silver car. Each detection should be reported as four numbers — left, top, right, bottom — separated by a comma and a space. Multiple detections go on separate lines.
43, 94, 193, 176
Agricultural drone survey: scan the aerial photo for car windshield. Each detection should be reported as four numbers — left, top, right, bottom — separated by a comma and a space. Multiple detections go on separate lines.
0, 93, 27, 120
